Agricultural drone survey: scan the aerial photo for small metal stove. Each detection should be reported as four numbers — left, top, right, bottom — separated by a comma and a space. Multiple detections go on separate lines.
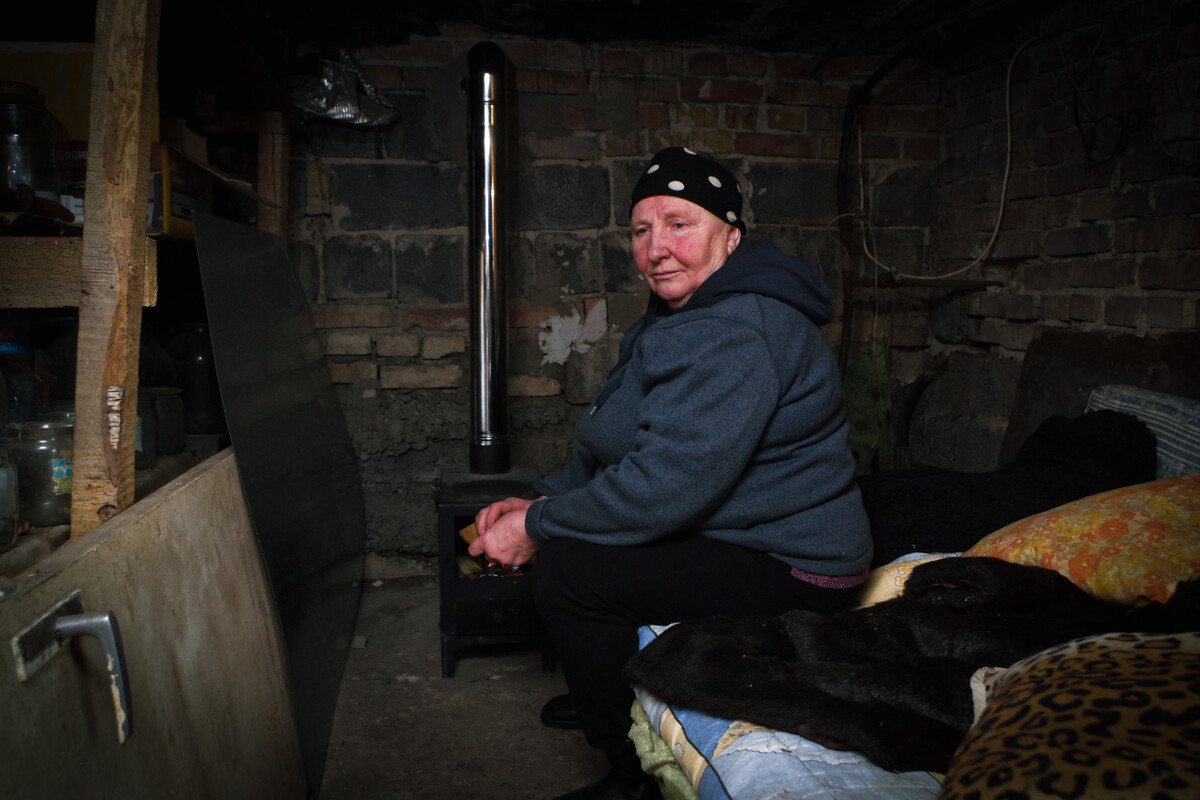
436, 474, 553, 677
434, 42, 554, 677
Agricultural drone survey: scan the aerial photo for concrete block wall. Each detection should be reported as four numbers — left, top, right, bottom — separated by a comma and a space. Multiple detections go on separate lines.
291, 25, 943, 554
290, 0, 1197, 555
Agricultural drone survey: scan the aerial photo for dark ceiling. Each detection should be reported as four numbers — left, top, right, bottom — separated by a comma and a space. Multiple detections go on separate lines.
10, 0, 1078, 125
148, 0, 1078, 129
16, 0, 1075, 69
208, 0, 1080, 69
249, 0, 1072, 63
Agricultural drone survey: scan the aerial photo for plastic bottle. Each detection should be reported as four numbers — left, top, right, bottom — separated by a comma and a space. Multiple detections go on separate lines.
0, 439, 18, 551
0, 313, 48, 423
168, 322, 227, 435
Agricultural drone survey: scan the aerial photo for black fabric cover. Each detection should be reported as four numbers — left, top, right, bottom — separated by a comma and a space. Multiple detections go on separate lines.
859, 409, 1156, 567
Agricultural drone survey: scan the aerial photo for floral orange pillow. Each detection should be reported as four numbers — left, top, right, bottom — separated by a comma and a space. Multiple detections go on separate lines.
966, 471, 1200, 604
855, 554, 954, 608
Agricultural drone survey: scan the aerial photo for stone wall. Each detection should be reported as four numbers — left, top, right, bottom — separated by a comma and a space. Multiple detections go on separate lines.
289, 0, 1198, 555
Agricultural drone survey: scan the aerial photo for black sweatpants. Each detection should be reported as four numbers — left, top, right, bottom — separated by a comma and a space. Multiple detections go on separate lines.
530, 535, 862, 754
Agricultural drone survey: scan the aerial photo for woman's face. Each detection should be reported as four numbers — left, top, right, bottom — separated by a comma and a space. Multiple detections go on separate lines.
631, 195, 742, 310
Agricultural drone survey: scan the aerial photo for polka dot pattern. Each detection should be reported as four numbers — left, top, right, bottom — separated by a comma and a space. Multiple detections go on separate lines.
630, 146, 746, 234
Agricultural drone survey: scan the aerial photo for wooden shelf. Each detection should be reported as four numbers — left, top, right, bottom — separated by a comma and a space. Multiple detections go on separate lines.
5, 0, 288, 538
0, 237, 157, 309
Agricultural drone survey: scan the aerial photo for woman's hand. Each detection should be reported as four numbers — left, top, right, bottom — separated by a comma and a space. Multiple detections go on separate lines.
474, 495, 540, 535
469, 496, 545, 567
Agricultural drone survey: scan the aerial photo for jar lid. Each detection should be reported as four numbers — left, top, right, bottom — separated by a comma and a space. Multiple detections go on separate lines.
5, 419, 74, 438
0, 82, 45, 105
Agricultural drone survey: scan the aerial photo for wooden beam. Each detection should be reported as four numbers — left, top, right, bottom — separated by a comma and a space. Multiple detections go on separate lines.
256, 112, 290, 238
209, 110, 291, 237
71, 0, 162, 536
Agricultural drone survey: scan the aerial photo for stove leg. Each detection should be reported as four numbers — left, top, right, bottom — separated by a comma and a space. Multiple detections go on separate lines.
441, 636, 458, 678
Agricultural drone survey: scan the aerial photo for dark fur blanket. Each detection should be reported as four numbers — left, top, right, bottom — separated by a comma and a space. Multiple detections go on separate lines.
623, 557, 1197, 773
860, 410, 1157, 566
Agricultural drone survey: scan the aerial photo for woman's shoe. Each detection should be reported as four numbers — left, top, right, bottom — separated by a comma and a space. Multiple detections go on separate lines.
540, 693, 583, 729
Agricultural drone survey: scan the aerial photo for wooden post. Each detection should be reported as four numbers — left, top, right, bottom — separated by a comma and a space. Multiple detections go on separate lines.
257, 112, 290, 238
71, 0, 161, 536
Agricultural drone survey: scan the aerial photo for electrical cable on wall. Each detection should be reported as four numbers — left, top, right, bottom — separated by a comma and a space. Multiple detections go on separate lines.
833, 34, 1037, 284
1057, 24, 1129, 165
1052, 23, 1148, 166
830, 15, 1143, 377
841, 19, 1159, 285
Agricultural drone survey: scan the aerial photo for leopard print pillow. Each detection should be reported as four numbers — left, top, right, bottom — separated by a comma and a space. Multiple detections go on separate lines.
938, 631, 1200, 800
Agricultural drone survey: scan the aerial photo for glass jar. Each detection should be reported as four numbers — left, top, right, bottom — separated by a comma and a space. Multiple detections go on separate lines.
40, 407, 74, 423
0, 81, 67, 205
0, 439, 18, 551
5, 419, 73, 528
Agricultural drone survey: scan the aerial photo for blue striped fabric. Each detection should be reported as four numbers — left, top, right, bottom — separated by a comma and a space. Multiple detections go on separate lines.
1086, 385, 1200, 478
634, 625, 942, 800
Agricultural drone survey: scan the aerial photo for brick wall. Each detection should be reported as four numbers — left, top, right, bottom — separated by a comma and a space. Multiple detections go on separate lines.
291, 0, 1198, 555
902, 0, 1199, 468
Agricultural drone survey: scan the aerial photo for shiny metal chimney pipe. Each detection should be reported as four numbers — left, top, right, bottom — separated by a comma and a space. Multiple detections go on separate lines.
467, 42, 510, 474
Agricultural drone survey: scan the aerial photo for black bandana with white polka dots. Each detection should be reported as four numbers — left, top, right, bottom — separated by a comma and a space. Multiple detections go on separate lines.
629, 147, 746, 234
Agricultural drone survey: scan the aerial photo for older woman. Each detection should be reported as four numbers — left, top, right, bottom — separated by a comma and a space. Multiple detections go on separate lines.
470, 147, 871, 800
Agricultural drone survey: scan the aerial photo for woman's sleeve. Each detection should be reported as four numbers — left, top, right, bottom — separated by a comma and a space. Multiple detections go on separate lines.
526, 316, 778, 545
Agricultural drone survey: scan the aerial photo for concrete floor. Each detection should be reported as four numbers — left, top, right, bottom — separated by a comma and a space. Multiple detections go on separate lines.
318, 558, 609, 799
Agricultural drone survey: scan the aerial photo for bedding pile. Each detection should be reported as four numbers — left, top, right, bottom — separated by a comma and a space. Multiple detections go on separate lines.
626, 384, 1200, 799
625, 556, 1200, 775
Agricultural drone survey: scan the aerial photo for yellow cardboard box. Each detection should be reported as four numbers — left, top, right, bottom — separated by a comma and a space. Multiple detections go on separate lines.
148, 142, 212, 240
1, 41, 213, 239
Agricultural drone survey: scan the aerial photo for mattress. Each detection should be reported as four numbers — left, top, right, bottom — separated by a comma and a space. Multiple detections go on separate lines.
633, 624, 944, 800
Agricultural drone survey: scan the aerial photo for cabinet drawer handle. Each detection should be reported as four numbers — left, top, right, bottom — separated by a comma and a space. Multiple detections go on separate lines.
56, 612, 133, 744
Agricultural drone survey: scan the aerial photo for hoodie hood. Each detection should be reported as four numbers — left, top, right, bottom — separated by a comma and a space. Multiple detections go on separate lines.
645, 239, 834, 327
590, 239, 835, 414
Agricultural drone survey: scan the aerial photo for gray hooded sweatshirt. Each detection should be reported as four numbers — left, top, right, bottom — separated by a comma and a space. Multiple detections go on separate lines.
525, 239, 872, 576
